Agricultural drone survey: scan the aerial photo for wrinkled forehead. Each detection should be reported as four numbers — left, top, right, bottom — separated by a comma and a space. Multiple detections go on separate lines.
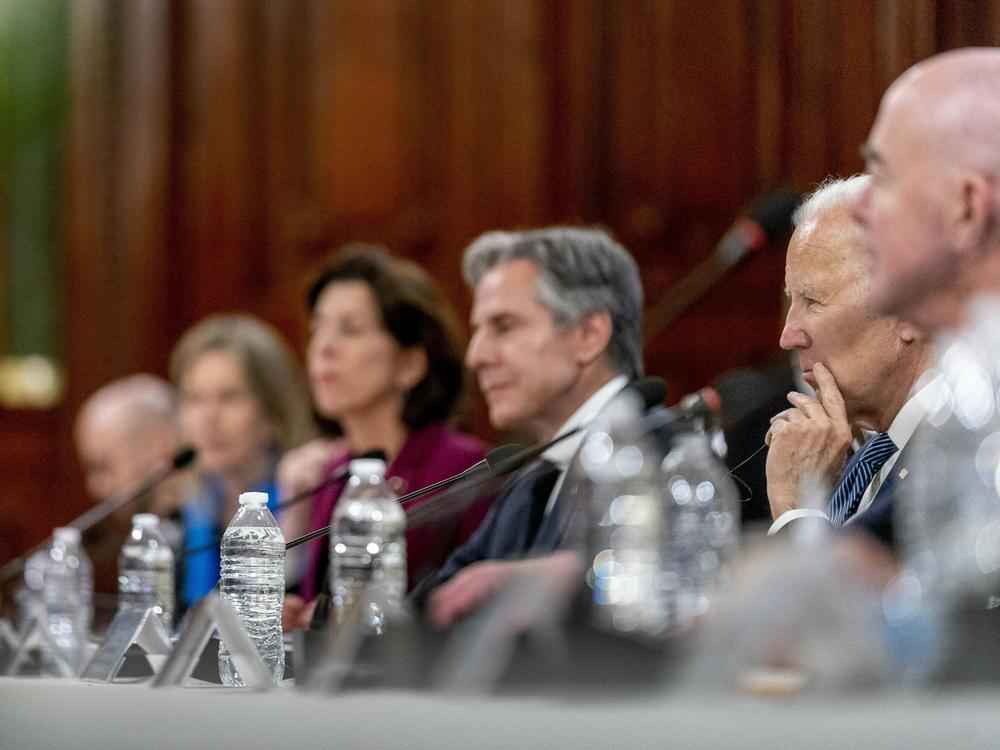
785, 210, 868, 292
471, 259, 546, 313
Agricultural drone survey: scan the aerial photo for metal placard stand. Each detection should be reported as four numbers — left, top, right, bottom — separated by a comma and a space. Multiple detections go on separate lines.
5, 599, 78, 677
431, 570, 568, 694
81, 607, 173, 683
0, 618, 19, 673
297, 583, 379, 692
151, 591, 272, 690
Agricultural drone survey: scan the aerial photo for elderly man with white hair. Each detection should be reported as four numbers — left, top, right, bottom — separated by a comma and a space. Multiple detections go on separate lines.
764, 175, 934, 539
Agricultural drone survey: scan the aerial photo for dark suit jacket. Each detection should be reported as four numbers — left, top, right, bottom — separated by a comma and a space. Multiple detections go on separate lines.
850, 429, 921, 550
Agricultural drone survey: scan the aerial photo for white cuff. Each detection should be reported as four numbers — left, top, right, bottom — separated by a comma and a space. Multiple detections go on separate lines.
767, 508, 831, 536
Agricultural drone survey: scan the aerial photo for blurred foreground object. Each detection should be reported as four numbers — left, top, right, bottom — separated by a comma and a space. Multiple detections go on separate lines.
580, 389, 739, 640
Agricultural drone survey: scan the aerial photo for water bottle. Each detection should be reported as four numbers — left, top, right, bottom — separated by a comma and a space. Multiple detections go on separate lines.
39, 527, 93, 675
117, 513, 175, 628
580, 391, 739, 639
580, 392, 668, 638
330, 458, 406, 633
658, 431, 740, 627
218, 491, 285, 686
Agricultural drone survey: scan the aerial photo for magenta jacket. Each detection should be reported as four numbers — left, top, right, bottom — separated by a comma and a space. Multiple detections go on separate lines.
299, 424, 490, 601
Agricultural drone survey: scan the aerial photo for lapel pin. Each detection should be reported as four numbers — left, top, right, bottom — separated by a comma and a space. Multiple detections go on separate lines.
898, 468, 909, 480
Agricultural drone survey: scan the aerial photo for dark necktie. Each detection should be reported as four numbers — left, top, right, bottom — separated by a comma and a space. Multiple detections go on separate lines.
828, 432, 897, 527
522, 459, 562, 549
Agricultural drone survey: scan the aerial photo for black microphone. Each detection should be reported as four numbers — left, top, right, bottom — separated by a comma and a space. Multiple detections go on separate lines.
641, 385, 723, 433
714, 187, 800, 267
644, 187, 800, 342
0, 446, 197, 582
178, 448, 387, 561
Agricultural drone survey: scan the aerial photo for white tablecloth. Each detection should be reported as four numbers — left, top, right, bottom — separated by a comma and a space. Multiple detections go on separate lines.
2, 677, 1000, 749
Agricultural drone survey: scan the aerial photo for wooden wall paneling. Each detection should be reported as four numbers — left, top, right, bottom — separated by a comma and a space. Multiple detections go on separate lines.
873, 0, 936, 91
491, 0, 549, 228
828, 0, 881, 176
750, 0, 788, 191
604, 0, 661, 248
256, 0, 319, 342
784, 0, 839, 188
174, 0, 262, 322
66, 0, 117, 402
112, 0, 172, 373
316, 0, 407, 223
542, 0, 609, 224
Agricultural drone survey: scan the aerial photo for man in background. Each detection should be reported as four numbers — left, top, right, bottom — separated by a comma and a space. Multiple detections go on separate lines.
75, 373, 180, 515
416, 227, 650, 625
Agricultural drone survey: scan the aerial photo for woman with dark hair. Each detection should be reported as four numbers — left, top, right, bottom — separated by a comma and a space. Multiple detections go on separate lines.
283, 244, 489, 629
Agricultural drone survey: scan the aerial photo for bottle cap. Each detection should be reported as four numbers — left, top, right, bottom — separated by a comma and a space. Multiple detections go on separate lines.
238, 491, 269, 505
349, 458, 386, 477
131, 513, 159, 527
53, 527, 81, 543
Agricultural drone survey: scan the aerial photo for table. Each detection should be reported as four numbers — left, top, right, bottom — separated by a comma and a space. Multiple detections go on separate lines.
2, 677, 999, 749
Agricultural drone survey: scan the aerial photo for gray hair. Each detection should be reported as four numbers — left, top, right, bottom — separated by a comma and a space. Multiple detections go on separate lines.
793, 174, 870, 227
463, 227, 643, 377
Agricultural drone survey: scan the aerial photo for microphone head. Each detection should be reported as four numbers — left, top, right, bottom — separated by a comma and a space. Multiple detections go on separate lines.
629, 377, 667, 410
172, 446, 197, 470
680, 386, 722, 422
484, 443, 526, 476
748, 187, 800, 241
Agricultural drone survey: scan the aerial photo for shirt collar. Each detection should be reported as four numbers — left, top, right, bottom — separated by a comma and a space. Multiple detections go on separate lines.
541, 374, 630, 469
885, 371, 945, 449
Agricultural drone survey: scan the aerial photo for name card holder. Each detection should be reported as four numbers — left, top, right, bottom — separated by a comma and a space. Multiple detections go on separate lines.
0, 618, 18, 672
5, 598, 77, 677
151, 591, 271, 690
81, 607, 173, 682
297, 583, 377, 692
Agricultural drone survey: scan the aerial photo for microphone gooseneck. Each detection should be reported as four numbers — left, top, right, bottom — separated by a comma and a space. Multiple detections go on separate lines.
178, 448, 388, 561
0, 446, 198, 582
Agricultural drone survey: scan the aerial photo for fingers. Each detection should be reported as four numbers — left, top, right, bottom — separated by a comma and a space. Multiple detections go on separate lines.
786, 390, 825, 419
812, 362, 848, 422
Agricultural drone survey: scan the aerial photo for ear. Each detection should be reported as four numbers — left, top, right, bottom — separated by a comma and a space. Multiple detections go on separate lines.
895, 318, 924, 344
572, 311, 613, 367
951, 171, 996, 256
395, 347, 428, 391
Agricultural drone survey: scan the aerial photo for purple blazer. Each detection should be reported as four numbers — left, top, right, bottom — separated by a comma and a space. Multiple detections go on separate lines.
299, 424, 490, 602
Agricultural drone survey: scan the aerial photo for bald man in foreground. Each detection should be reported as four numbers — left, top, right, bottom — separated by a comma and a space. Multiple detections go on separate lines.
848, 48, 1000, 552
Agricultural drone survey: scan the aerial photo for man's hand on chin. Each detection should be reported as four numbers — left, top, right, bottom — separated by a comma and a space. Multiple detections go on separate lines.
765, 362, 852, 518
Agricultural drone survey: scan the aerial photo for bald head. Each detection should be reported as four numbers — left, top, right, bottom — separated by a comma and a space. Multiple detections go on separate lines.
854, 47, 1000, 332
75, 375, 179, 502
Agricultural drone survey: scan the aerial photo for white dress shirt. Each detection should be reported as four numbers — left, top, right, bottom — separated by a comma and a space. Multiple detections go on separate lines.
541, 374, 630, 517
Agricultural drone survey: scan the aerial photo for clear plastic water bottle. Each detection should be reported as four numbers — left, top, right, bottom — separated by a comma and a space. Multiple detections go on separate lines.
658, 432, 740, 627
330, 458, 407, 633
580, 392, 668, 638
580, 391, 739, 639
218, 491, 285, 686
118, 513, 175, 628
40, 527, 93, 675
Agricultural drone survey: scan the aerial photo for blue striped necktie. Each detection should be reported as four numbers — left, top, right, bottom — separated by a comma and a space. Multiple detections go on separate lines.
828, 432, 897, 527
